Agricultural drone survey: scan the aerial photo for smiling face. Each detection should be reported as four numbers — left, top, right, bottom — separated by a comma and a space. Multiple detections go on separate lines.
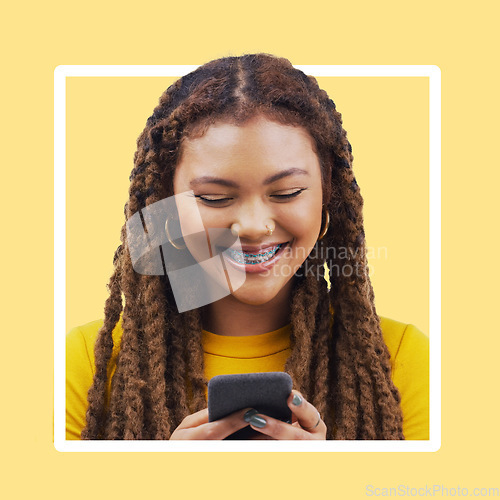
173, 115, 323, 306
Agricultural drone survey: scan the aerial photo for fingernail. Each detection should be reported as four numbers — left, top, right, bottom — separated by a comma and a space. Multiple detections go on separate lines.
292, 394, 303, 406
249, 416, 267, 428
243, 409, 259, 423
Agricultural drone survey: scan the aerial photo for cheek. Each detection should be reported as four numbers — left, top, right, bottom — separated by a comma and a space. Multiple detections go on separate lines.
279, 202, 323, 243
197, 211, 230, 229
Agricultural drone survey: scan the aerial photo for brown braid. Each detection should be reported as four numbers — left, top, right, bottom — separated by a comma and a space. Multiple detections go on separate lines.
81, 54, 404, 440
284, 273, 319, 395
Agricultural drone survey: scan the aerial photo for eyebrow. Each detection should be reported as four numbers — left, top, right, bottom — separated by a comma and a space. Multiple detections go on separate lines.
189, 168, 310, 188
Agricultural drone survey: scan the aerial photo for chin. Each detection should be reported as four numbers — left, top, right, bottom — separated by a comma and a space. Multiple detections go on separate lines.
230, 293, 279, 307
230, 278, 292, 306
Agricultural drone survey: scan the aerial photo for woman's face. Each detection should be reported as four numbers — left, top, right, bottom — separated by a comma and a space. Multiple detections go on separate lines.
173, 115, 323, 306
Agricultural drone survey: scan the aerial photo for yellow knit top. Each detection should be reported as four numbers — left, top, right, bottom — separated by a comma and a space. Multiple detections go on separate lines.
66, 316, 429, 440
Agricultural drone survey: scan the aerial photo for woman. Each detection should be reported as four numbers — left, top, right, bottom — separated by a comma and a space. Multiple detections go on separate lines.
66, 53, 429, 440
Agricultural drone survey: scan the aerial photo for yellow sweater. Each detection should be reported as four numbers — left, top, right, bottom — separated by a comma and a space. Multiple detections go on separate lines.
66, 316, 429, 440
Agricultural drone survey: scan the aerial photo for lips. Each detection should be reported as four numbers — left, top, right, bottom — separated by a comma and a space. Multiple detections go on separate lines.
239, 243, 286, 252
221, 241, 291, 274
226, 243, 284, 265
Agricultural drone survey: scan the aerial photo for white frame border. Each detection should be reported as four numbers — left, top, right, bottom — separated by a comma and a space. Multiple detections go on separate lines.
54, 64, 441, 452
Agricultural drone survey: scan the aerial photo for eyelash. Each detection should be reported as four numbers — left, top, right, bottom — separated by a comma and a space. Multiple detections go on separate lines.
195, 189, 306, 205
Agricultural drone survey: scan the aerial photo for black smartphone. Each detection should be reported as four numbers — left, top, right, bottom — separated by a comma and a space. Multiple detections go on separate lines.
208, 372, 293, 440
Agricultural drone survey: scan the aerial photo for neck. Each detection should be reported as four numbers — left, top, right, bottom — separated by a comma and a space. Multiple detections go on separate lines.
201, 279, 295, 336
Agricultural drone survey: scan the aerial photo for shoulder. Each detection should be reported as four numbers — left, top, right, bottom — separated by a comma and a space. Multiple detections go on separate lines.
379, 316, 429, 368
66, 318, 123, 440
379, 316, 429, 440
66, 320, 102, 369
66, 317, 124, 369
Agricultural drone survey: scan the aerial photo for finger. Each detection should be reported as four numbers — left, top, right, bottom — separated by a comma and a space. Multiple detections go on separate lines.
247, 412, 317, 440
179, 407, 253, 440
288, 391, 326, 435
177, 408, 209, 429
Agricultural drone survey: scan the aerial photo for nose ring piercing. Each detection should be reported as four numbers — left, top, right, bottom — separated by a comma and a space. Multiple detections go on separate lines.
265, 224, 274, 236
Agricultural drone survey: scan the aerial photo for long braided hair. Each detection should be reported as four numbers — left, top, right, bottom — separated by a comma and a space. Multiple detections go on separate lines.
81, 54, 404, 440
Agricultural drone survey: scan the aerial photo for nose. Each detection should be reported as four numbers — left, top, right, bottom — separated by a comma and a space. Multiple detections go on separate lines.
231, 201, 275, 241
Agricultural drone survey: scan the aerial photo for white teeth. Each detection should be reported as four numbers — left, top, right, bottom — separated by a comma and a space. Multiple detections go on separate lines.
226, 244, 283, 265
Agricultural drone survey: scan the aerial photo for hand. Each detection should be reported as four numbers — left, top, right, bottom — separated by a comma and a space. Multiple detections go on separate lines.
245, 390, 327, 440
169, 408, 252, 440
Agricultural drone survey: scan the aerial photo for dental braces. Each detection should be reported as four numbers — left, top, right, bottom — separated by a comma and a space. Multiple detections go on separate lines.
226, 244, 282, 265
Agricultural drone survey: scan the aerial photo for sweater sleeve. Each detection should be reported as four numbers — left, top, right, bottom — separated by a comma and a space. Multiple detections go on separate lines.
391, 324, 430, 440
66, 326, 95, 440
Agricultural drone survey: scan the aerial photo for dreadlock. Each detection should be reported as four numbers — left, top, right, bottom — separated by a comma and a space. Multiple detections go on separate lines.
81, 53, 404, 440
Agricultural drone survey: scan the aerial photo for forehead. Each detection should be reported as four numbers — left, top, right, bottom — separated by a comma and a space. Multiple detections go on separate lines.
174, 116, 321, 184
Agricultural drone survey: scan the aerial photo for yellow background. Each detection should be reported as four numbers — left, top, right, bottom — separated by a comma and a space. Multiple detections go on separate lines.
3, 0, 499, 498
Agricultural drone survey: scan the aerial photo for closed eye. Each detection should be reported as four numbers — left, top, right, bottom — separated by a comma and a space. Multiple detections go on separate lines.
194, 195, 233, 206
271, 188, 307, 200
194, 188, 307, 206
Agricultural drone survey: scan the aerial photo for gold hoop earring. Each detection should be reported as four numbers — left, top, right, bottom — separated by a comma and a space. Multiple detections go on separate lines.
318, 207, 330, 241
165, 218, 186, 250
